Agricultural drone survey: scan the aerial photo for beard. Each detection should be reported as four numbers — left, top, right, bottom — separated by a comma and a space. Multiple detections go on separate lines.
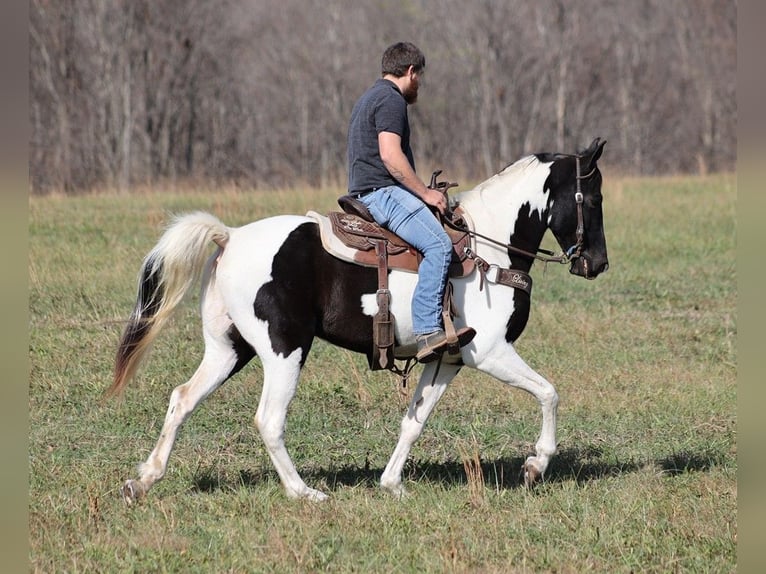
403, 85, 418, 104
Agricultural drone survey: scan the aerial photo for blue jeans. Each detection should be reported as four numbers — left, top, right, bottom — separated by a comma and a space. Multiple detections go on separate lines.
358, 185, 452, 335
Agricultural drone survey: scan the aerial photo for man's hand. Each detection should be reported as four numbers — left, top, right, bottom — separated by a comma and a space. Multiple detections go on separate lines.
421, 187, 448, 215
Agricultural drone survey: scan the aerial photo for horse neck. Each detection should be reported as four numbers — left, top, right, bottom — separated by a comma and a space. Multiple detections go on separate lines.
457, 157, 552, 271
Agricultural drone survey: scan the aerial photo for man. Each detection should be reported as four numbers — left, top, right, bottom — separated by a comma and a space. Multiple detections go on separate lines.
347, 42, 475, 363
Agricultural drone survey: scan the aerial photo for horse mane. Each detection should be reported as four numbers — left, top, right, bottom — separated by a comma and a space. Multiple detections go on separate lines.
500, 154, 541, 174
472, 155, 542, 193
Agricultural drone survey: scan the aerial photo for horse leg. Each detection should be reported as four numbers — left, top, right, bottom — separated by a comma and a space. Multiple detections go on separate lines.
380, 361, 461, 497
480, 349, 558, 487
121, 331, 245, 504
254, 351, 328, 501
121, 277, 253, 504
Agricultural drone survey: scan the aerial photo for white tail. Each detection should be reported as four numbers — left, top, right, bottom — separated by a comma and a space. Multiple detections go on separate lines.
108, 212, 229, 396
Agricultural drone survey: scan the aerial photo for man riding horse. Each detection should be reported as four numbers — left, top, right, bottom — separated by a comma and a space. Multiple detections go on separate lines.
346, 41, 476, 363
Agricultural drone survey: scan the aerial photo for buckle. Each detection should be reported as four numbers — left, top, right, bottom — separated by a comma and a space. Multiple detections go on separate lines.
485, 265, 500, 283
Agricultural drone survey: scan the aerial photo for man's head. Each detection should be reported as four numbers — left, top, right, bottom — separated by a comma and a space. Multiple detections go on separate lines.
382, 42, 425, 104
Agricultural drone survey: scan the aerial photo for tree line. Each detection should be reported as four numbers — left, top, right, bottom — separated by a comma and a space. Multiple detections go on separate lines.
29, 0, 736, 194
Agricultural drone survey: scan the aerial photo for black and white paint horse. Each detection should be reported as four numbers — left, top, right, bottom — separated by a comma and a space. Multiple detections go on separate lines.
110, 138, 609, 503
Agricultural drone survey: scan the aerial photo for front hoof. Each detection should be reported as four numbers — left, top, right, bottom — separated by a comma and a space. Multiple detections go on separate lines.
521, 458, 543, 488
121, 479, 146, 506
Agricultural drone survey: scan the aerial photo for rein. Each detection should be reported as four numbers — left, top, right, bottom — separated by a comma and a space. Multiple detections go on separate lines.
444, 154, 592, 267
449, 221, 568, 265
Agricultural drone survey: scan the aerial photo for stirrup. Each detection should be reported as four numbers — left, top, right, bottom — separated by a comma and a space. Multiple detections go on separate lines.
416, 326, 476, 363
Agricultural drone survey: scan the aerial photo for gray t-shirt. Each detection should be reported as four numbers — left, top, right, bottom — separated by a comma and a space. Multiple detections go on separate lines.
347, 79, 415, 192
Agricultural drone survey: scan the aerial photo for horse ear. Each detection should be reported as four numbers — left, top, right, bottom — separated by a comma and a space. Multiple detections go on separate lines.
584, 137, 606, 168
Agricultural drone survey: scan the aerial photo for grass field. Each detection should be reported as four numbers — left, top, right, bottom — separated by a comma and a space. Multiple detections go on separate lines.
29, 174, 736, 573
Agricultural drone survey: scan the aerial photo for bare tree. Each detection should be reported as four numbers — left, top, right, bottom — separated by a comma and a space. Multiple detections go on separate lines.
29, 0, 737, 194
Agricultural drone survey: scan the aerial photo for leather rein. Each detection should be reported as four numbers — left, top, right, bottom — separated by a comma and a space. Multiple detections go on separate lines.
444, 154, 593, 268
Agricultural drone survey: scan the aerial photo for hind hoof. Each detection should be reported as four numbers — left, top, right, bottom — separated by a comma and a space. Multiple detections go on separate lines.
121, 479, 146, 506
306, 488, 329, 502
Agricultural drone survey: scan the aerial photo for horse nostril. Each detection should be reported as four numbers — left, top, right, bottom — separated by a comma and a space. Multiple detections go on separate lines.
585, 257, 609, 277
573, 256, 608, 278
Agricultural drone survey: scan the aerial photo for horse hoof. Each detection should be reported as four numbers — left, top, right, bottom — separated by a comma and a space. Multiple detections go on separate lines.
306, 488, 329, 502
121, 480, 145, 505
521, 459, 543, 488
381, 481, 407, 499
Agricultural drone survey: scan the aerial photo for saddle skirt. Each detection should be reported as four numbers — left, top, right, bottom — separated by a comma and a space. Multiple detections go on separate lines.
306, 207, 475, 277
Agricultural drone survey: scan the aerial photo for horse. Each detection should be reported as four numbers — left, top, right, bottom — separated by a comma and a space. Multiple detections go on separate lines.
109, 137, 609, 503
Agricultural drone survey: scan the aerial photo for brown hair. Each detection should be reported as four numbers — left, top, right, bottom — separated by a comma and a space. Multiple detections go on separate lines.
381, 42, 425, 77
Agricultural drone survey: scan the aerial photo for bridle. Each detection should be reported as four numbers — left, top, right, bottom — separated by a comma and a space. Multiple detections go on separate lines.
567, 154, 596, 261
445, 154, 595, 266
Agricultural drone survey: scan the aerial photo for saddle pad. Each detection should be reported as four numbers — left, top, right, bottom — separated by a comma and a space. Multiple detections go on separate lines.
306, 210, 475, 277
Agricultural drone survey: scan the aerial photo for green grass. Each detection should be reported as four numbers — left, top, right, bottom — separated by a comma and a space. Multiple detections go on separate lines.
29, 175, 736, 573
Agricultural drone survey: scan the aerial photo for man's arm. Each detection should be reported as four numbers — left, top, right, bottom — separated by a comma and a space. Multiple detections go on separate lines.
378, 131, 447, 215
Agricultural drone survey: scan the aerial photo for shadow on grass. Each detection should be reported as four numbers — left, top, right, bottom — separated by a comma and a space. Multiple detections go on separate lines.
191, 444, 731, 494
655, 449, 731, 475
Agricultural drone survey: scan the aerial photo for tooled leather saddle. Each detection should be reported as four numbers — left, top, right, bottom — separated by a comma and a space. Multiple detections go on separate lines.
321, 203, 473, 277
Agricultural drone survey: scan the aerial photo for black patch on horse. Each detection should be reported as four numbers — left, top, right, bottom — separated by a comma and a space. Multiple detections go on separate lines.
225, 324, 256, 380
505, 202, 547, 343
253, 222, 379, 365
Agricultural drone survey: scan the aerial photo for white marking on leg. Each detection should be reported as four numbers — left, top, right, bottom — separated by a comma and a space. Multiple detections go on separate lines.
380, 362, 461, 497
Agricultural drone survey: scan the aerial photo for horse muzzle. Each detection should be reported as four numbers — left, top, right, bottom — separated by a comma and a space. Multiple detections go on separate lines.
569, 254, 609, 279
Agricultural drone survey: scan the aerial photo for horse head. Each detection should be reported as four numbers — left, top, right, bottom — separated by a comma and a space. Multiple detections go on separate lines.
545, 138, 609, 279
